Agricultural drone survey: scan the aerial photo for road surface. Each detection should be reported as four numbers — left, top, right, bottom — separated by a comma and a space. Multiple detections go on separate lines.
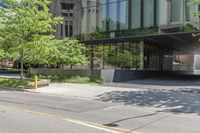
0, 90, 200, 133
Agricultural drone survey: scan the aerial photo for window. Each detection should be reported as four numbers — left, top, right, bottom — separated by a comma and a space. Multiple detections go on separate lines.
143, 0, 154, 27
99, 0, 107, 31
89, 1, 97, 32
65, 21, 73, 37
61, 3, 74, 11
69, 21, 73, 37
61, 24, 63, 37
170, 0, 181, 22
185, 0, 190, 21
108, 0, 118, 31
119, 0, 128, 30
65, 21, 68, 37
131, 0, 141, 29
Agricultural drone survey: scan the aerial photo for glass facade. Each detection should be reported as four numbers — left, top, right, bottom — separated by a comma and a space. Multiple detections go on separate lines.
79, 0, 192, 36
77, 0, 191, 71
108, 0, 118, 31
88, 40, 173, 70
119, 0, 128, 30
89, 0, 97, 32
185, 0, 190, 21
143, 0, 154, 27
99, 0, 107, 32
80, 0, 157, 34
55, 0, 194, 72
131, 0, 141, 29
91, 42, 141, 70
170, 0, 182, 22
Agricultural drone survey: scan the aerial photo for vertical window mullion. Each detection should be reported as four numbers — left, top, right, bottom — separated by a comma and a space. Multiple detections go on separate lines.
128, 0, 132, 30
141, 0, 144, 29
106, 0, 109, 32
117, 0, 120, 31
154, 0, 157, 28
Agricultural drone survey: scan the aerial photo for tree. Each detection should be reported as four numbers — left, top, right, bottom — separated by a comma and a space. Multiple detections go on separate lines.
57, 38, 88, 70
0, 49, 4, 58
0, 0, 62, 79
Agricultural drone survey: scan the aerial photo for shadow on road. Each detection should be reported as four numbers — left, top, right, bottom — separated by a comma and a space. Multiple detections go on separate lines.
105, 76, 200, 88
125, 77, 200, 86
97, 90, 200, 115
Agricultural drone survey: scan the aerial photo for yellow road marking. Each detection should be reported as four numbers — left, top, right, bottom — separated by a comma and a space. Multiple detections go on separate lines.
0, 104, 142, 133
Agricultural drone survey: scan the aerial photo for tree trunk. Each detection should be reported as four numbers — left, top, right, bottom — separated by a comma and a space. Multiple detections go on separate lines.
61, 63, 64, 76
62, 64, 64, 70
20, 59, 24, 80
28, 64, 31, 77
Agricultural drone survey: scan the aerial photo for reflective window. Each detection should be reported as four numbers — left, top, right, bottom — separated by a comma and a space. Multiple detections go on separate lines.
131, 0, 141, 29
99, 0, 107, 31
119, 0, 128, 30
89, 0, 97, 32
171, 0, 181, 22
108, 0, 118, 31
185, 0, 190, 21
143, 0, 154, 27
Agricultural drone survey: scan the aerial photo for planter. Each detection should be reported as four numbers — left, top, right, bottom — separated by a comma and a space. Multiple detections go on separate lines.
28, 79, 50, 89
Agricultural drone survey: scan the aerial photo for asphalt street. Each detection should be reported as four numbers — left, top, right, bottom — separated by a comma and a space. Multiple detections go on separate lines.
0, 89, 200, 133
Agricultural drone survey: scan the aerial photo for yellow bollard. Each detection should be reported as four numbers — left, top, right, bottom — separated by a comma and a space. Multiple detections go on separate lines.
34, 75, 38, 90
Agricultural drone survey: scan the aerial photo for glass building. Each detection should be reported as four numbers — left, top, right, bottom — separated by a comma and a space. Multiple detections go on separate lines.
50, 0, 200, 81
78, 0, 192, 37
76, 0, 193, 71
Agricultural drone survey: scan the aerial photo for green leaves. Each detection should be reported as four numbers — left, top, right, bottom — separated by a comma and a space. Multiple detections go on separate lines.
24, 35, 60, 65
0, 0, 87, 69
57, 38, 88, 66
0, 49, 4, 58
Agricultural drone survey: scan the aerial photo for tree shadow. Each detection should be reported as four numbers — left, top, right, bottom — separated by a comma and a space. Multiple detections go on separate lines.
105, 76, 200, 88
125, 77, 200, 86
96, 90, 200, 115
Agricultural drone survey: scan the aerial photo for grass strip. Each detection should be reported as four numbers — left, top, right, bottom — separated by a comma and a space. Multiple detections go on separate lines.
0, 78, 30, 90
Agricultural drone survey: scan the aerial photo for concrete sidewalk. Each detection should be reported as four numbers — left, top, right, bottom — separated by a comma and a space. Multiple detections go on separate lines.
26, 81, 200, 115
27, 77, 200, 100
27, 83, 141, 99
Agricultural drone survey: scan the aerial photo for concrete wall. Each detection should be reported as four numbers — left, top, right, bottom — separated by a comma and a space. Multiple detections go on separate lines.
30, 68, 91, 77
30, 68, 194, 83
0, 70, 20, 74
178, 55, 194, 71
173, 64, 188, 71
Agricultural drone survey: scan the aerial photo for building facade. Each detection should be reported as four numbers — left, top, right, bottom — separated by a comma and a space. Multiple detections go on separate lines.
51, 0, 193, 38
50, 0, 200, 81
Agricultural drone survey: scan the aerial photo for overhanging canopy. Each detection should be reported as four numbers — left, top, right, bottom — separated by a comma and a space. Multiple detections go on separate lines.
82, 32, 200, 54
